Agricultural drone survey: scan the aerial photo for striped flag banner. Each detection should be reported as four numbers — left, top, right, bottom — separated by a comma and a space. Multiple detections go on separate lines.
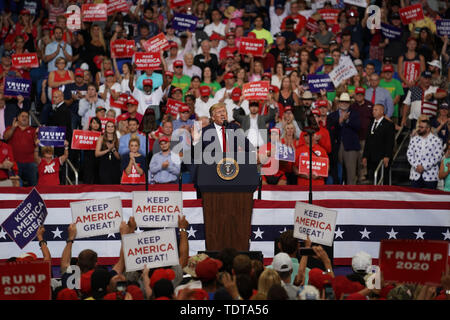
0, 185, 448, 266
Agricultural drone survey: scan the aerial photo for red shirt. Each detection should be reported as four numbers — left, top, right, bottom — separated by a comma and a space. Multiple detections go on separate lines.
294, 144, 328, 186
219, 46, 238, 61
0, 141, 18, 180
116, 112, 144, 124
299, 127, 332, 154
281, 14, 307, 34
5, 126, 36, 163
279, 137, 300, 173
38, 158, 61, 186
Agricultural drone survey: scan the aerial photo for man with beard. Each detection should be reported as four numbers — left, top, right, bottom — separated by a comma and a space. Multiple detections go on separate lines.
407, 118, 443, 189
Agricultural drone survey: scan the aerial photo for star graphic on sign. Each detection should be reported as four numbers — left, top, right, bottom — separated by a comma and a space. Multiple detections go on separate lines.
0, 228, 7, 240
360, 228, 371, 240
107, 233, 116, 239
386, 228, 398, 239
135, 227, 143, 234
279, 227, 288, 234
335, 227, 344, 239
414, 228, 426, 239
187, 226, 197, 239
51, 227, 63, 239
442, 229, 450, 240
253, 227, 264, 240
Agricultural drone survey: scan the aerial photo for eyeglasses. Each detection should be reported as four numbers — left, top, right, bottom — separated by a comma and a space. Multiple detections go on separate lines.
175, 66, 183, 69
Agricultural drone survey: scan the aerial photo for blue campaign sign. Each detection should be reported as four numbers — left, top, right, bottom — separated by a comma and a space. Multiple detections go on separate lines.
436, 20, 450, 37
4, 77, 32, 97
275, 143, 296, 162
38, 126, 66, 147
307, 74, 334, 93
381, 23, 402, 40
172, 13, 198, 32
1, 189, 48, 249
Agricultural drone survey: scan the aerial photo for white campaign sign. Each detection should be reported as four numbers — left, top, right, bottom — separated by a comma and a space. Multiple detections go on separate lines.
344, 0, 368, 8
71, 197, 123, 239
132, 191, 182, 228
293, 202, 337, 247
328, 56, 358, 88
122, 229, 179, 272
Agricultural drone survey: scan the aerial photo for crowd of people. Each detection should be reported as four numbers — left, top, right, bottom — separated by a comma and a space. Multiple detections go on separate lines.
1, 0, 449, 302
0, 0, 449, 190
11, 218, 450, 301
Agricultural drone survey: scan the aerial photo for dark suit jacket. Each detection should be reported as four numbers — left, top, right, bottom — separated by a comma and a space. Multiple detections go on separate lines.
327, 109, 361, 152
363, 118, 395, 163
47, 103, 73, 155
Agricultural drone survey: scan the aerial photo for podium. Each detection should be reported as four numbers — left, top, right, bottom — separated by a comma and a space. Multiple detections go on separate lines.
196, 153, 259, 251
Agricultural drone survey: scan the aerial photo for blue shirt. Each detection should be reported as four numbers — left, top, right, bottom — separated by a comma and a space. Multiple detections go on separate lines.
364, 87, 394, 118
136, 72, 163, 91
149, 151, 181, 183
45, 41, 72, 72
118, 132, 148, 157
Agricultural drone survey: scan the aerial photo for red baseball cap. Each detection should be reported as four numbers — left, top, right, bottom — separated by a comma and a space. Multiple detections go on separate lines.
210, 33, 223, 41
312, 108, 321, 116
316, 100, 328, 108
200, 86, 211, 96
262, 72, 272, 79
195, 258, 223, 281
247, 32, 256, 39
224, 72, 235, 80
127, 95, 139, 105
226, 52, 235, 59
382, 64, 394, 72
169, 41, 178, 48
143, 79, 153, 86
355, 87, 366, 95
165, 71, 174, 77
308, 268, 333, 291
315, 48, 325, 56
105, 70, 114, 77
173, 60, 184, 68
226, 32, 235, 38
150, 268, 175, 288
172, 87, 182, 94
179, 105, 190, 113
20, 9, 31, 15
231, 87, 242, 101
75, 68, 84, 77
284, 106, 293, 112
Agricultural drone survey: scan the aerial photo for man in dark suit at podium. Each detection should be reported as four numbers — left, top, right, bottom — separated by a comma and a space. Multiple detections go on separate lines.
362, 104, 395, 184
192, 102, 254, 163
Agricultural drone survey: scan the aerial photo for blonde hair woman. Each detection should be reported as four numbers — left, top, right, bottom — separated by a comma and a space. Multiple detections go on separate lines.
251, 269, 281, 300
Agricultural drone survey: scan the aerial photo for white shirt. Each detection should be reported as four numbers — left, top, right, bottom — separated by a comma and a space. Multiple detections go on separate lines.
203, 22, 226, 36
99, 82, 122, 114
269, 5, 288, 35
213, 122, 226, 152
195, 97, 216, 118
133, 86, 164, 117
120, 78, 136, 95
370, 117, 383, 134
214, 87, 234, 102
407, 132, 443, 181
247, 115, 264, 148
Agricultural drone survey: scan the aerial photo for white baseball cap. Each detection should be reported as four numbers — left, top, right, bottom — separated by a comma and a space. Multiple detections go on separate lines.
352, 251, 372, 272
427, 60, 441, 69
272, 252, 293, 272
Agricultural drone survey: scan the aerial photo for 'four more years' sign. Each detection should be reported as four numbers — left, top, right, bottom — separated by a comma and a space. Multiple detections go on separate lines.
132, 191, 182, 228
0, 261, 51, 300
70, 197, 123, 239
379, 240, 449, 286
293, 202, 337, 247
122, 229, 179, 272
0, 189, 47, 249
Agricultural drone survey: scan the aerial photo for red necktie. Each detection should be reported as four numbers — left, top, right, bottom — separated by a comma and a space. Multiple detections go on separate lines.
222, 126, 227, 153
371, 88, 376, 104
